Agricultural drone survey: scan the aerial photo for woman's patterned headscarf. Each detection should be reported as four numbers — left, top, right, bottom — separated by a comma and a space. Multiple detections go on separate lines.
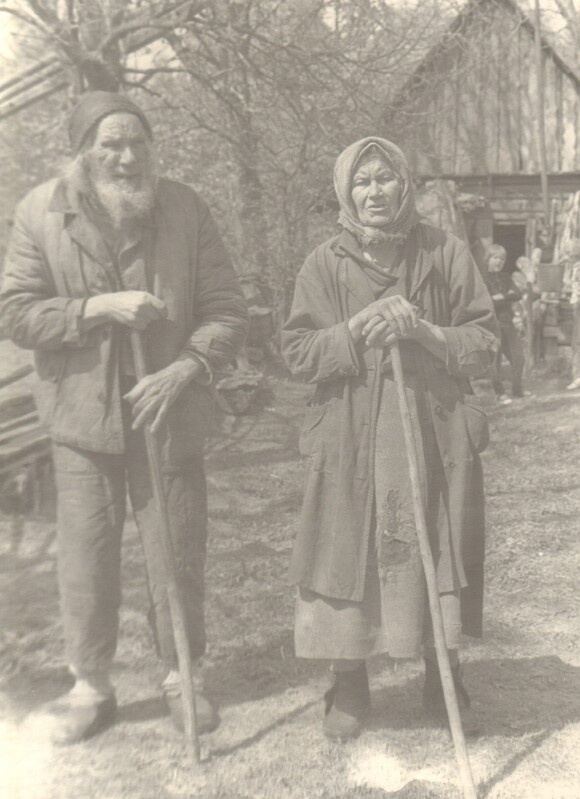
333, 137, 419, 245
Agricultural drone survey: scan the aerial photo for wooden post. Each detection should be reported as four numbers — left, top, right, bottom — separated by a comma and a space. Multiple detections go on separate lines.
130, 330, 200, 764
391, 342, 478, 799
534, 0, 550, 231
525, 280, 535, 376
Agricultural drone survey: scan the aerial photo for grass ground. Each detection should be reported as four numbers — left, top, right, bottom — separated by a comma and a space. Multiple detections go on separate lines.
0, 342, 579, 799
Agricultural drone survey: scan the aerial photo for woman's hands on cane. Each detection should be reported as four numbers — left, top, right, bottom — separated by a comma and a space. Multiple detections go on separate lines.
348, 295, 419, 345
348, 295, 449, 364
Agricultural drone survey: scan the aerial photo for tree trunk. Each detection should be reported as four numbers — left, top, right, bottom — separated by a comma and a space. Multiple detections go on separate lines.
71, 0, 123, 92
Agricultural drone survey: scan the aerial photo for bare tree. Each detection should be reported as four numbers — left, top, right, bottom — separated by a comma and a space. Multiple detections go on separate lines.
0, 0, 460, 321
551, 0, 580, 70
160, 0, 447, 313
0, 0, 209, 93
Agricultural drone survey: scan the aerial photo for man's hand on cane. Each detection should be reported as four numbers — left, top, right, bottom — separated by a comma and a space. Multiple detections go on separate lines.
124, 359, 204, 433
84, 290, 204, 433
83, 290, 168, 330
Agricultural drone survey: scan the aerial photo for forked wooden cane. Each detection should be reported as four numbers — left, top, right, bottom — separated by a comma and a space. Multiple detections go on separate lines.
390, 340, 478, 799
130, 330, 200, 764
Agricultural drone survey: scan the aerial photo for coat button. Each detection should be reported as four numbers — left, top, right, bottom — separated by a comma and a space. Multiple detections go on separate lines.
434, 404, 443, 415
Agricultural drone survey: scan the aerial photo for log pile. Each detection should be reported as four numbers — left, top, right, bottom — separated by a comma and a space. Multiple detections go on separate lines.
0, 366, 53, 521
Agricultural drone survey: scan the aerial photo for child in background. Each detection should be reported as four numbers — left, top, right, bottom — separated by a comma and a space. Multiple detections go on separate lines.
484, 244, 526, 405
513, 254, 545, 365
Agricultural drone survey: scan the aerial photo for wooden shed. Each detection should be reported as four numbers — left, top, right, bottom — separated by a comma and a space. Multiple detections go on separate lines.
388, 0, 580, 271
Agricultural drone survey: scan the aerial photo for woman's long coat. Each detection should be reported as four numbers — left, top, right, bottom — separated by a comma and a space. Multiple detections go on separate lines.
282, 224, 499, 635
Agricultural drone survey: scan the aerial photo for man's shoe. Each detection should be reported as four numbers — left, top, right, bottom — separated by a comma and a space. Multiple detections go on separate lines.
423, 658, 480, 737
497, 394, 512, 406
164, 689, 220, 735
42, 694, 117, 745
323, 662, 371, 741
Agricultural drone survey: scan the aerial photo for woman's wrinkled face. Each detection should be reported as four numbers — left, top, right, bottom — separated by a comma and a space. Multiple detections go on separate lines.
351, 156, 401, 228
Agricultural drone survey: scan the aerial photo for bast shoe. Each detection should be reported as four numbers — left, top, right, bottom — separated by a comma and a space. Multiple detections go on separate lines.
323, 662, 371, 741
164, 687, 220, 735
496, 394, 513, 406
566, 378, 580, 391
423, 659, 480, 737
41, 693, 117, 746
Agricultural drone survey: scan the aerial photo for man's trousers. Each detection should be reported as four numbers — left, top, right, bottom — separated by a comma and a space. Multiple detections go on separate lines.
52, 419, 208, 680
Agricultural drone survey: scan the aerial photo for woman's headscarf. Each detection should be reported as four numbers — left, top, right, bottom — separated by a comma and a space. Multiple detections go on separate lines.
333, 137, 419, 246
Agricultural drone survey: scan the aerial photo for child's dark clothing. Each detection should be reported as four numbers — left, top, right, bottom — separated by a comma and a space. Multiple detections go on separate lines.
485, 270, 522, 322
485, 270, 525, 397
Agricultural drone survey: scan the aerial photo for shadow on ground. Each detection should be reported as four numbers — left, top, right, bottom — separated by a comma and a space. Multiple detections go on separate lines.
366, 655, 580, 739
204, 629, 320, 707
321, 784, 461, 799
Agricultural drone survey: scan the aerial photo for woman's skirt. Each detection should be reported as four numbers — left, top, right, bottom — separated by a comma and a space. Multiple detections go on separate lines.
294, 369, 462, 661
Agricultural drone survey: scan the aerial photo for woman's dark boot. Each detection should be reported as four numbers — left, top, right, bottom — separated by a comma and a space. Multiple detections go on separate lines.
323, 662, 371, 741
422, 657, 480, 736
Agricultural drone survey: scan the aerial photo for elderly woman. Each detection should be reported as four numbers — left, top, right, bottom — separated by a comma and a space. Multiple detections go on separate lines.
281, 137, 498, 741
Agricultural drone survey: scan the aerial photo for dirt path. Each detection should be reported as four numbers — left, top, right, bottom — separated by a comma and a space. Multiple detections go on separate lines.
0, 350, 579, 799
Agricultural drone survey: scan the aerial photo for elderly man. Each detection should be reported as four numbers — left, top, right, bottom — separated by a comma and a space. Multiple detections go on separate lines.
0, 92, 248, 744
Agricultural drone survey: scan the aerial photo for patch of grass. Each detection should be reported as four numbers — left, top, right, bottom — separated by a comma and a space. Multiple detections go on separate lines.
1, 364, 579, 798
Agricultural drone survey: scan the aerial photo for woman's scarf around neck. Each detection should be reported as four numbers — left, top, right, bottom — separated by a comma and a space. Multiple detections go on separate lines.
333, 137, 420, 246
361, 249, 408, 294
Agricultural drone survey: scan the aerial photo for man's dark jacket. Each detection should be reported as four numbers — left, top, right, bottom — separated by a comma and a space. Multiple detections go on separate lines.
0, 177, 248, 464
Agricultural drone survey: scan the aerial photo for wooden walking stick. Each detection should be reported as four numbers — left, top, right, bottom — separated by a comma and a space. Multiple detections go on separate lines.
390, 340, 478, 799
130, 330, 200, 764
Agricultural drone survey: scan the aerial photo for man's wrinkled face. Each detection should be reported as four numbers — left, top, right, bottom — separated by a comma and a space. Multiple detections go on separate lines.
78, 112, 157, 228
85, 112, 153, 191
351, 156, 401, 228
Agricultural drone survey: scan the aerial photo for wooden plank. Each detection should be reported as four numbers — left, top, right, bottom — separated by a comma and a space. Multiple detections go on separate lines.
556, 67, 563, 172
515, 25, 523, 171
0, 394, 36, 423
0, 433, 51, 469
0, 412, 39, 438
0, 57, 59, 94
0, 79, 70, 122
0, 365, 33, 389
0, 446, 52, 479
0, 62, 63, 105
0, 420, 43, 448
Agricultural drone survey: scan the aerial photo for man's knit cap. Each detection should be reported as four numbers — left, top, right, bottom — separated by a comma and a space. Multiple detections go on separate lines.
69, 91, 152, 153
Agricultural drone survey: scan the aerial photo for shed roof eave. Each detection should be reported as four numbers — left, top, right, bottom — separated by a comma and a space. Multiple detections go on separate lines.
392, 0, 580, 109
417, 172, 580, 181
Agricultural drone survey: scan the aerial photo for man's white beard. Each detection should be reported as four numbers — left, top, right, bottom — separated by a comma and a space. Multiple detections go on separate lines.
66, 153, 157, 231
93, 178, 156, 230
